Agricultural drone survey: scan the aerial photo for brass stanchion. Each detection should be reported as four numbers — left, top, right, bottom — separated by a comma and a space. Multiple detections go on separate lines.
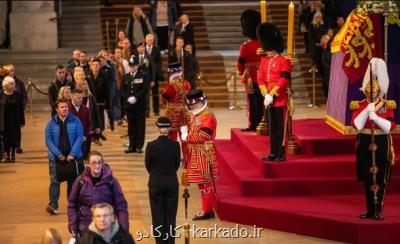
307, 65, 318, 108
183, 223, 190, 244
229, 71, 241, 110
197, 72, 204, 90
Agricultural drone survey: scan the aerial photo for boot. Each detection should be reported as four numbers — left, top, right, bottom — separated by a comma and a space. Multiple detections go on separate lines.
10, 148, 15, 162
360, 185, 374, 219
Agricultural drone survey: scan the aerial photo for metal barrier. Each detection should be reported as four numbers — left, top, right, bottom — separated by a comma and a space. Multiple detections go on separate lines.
196, 69, 240, 110
26, 78, 49, 119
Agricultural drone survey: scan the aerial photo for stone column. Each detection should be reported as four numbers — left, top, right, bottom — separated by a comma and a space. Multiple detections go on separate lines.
10, 1, 58, 50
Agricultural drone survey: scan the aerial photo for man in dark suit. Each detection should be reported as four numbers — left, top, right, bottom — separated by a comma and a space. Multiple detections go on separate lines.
145, 33, 164, 116
145, 116, 180, 244
121, 54, 148, 153
174, 14, 195, 54
168, 36, 196, 85
133, 42, 153, 117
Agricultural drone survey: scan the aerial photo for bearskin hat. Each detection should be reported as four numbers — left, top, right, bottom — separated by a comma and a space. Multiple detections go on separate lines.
240, 9, 261, 40
256, 22, 285, 53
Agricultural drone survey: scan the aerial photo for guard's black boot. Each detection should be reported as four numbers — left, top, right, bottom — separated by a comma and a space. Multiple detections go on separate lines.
262, 154, 276, 161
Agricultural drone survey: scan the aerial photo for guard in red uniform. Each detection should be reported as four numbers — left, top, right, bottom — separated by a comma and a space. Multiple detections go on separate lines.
351, 58, 396, 220
237, 9, 263, 132
180, 89, 218, 220
257, 23, 292, 162
162, 63, 191, 141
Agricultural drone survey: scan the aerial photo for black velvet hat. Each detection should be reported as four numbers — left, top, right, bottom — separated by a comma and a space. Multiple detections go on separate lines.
186, 89, 205, 105
241, 9, 261, 40
156, 116, 171, 128
256, 22, 285, 53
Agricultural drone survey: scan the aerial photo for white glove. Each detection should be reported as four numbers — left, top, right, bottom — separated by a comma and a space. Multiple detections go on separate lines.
180, 126, 188, 141
264, 94, 273, 107
368, 111, 379, 122
180, 125, 188, 134
367, 103, 375, 113
369, 112, 392, 133
354, 107, 369, 130
127, 96, 137, 104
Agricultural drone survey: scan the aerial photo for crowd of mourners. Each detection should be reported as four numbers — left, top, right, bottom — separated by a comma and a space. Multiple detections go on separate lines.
298, 0, 345, 98
0, 1, 202, 243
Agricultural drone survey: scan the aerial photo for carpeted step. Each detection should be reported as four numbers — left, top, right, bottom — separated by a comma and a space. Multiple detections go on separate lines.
215, 191, 400, 244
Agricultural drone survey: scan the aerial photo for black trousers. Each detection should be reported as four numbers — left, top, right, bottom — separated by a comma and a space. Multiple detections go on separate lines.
152, 81, 160, 113
357, 134, 393, 214
269, 106, 285, 156
149, 180, 178, 244
247, 86, 264, 130
156, 26, 169, 51
127, 108, 146, 150
98, 104, 105, 131
17, 125, 21, 148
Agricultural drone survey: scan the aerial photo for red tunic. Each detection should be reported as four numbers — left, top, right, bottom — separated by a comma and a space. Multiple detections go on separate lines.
258, 55, 292, 107
237, 39, 261, 85
162, 79, 191, 131
185, 107, 219, 184
351, 99, 396, 130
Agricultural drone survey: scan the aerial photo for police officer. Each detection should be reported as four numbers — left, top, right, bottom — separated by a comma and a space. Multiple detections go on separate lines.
122, 54, 148, 153
145, 117, 180, 244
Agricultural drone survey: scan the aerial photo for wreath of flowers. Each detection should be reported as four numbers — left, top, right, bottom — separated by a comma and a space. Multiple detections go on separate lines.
356, 1, 400, 25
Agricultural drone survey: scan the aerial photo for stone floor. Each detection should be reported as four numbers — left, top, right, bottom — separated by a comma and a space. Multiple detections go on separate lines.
0, 104, 343, 244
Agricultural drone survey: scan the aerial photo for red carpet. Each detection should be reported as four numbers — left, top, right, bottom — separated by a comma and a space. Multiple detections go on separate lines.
214, 119, 400, 243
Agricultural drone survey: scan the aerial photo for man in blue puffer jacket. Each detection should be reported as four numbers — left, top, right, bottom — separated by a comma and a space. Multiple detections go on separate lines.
45, 98, 83, 215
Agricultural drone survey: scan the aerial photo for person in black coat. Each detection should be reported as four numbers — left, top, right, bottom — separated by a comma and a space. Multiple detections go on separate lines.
145, 34, 164, 116
168, 36, 196, 85
121, 55, 148, 153
49, 64, 75, 115
89, 58, 111, 141
145, 116, 180, 244
125, 6, 153, 47
0, 76, 25, 162
174, 14, 195, 55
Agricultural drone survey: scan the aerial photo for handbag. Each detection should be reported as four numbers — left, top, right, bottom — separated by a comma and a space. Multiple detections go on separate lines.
55, 159, 84, 182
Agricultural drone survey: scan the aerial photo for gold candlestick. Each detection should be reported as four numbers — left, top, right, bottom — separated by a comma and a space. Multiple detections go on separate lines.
287, 2, 295, 56
260, 1, 267, 23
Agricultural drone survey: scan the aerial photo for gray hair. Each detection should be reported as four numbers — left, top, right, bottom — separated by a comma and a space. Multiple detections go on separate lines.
2, 76, 15, 89
91, 203, 114, 215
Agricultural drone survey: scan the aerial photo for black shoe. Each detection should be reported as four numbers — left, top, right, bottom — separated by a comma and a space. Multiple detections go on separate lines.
110, 125, 115, 131
262, 154, 276, 161
374, 212, 384, 220
192, 211, 215, 221
274, 155, 286, 162
100, 134, 107, 141
124, 148, 135, 153
46, 205, 59, 215
135, 148, 143, 153
359, 211, 373, 219
16, 148, 23, 154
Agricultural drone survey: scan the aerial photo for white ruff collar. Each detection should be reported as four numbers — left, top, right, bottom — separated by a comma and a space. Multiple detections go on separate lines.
193, 101, 207, 115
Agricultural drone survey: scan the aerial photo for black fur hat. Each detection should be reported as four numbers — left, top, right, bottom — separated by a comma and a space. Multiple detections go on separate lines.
256, 22, 285, 53
240, 9, 261, 40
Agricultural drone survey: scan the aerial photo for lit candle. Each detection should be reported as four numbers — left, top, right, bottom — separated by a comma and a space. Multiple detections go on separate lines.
287, 2, 294, 57
261, 0, 267, 23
